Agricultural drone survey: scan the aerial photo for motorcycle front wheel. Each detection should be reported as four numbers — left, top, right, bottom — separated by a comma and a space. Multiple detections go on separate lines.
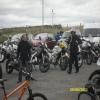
78, 92, 96, 100
6, 60, 13, 74
78, 53, 83, 68
86, 54, 92, 65
59, 56, 68, 71
27, 93, 48, 100
88, 70, 100, 81
39, 55, 50, 73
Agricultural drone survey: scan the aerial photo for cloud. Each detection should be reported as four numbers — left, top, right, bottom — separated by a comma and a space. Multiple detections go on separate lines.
0, 0, 100, 28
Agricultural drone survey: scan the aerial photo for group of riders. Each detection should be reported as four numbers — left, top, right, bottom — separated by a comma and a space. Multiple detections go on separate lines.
17, 30, 82, 82
0, 30, 100, 100
0, 30, 86, 83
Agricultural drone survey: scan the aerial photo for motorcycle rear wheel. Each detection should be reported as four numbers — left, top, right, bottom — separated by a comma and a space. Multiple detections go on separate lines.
6, 60, 13, 74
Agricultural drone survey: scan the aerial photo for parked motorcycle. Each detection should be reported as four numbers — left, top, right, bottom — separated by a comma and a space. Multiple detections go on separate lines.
31, 43, 50, 73
46, 45, 62, 66
88, 57, 100, 82
6, 50, 33, 77
81, 39, 99, 65
0, 41, 17, 63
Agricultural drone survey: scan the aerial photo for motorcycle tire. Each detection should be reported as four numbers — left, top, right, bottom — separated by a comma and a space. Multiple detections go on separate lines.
92, 57, 98, 63
78, 53, 83, 68
6, 60, 13, 74
78, 92, 96, 100
59, 56, 68, 71
86, 54, 92, 65
39, 55, 50, 73
27, 93, 48, 100
88, 70, 100, 81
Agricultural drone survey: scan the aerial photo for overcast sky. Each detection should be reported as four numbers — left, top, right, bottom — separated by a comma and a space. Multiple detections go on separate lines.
0, 0, 100, 28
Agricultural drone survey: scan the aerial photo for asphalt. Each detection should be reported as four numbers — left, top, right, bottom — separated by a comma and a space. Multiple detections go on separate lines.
0, 62, 100, 100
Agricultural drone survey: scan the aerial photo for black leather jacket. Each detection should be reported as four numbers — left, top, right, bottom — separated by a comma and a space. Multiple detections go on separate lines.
17, 40, 32, 61
68, 34, 82, 54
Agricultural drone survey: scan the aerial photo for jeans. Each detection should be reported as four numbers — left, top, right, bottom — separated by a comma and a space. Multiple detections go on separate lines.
18, 59, 29, 82
68, 53, 79, 72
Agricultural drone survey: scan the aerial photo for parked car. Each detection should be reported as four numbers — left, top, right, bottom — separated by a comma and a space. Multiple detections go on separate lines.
32, 33, 57, 49
58, 31, 71, 42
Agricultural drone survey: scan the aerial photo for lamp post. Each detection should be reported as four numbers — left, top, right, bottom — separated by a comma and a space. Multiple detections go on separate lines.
51, 9, 55, 26
42, 0, 44, 26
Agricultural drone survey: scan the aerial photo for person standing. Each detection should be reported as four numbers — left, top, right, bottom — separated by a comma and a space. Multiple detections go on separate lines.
17, 34, 32, 83
67, 31, 82, 74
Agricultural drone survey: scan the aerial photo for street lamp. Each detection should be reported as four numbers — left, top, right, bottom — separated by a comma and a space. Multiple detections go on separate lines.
42, 0, 44, 26
51, 9, 55, 26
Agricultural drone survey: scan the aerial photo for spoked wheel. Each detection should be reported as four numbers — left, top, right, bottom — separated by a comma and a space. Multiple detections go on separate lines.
88, 70, 100, 81
86, 54, 92, 65
78, 53, 83, 68
27, 93, 48, 100
59, 56, 68, 71
39, 55, 50, 73
6, 60, 13, 74
92, 57, 98, 63
78, 92, 96, 100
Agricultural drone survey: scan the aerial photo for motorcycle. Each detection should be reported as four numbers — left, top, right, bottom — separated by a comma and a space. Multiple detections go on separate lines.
45, 41, 69, 71
81, 39, 99, 65
0, 41, 17, 63
57, 41, 70, 71
88, 57, 100, 82
6, 50, 33, 77
46, 45, 62, 66
59, 47, 69, 71
31, 43, 50, 73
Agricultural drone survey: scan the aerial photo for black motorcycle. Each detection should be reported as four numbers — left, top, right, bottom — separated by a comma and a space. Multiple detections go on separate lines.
59, 47, 69, 71
31, 44, 50, 73
0, 43, 15, 63
6, 49, 18, 74
81, 40, 98, 65
6, 53, 33, 80
78, 69, 100, 100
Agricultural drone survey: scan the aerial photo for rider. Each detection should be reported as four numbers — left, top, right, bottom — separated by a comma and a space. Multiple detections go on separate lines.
17, 33, 32, 83
67, 30, 82, 74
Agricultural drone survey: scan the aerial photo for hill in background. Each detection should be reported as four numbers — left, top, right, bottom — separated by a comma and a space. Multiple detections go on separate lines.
83, 28, 100, 37
0, 24, 84, 43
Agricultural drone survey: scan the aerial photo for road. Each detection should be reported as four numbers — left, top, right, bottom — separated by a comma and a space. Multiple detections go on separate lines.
0, 62, 100, 100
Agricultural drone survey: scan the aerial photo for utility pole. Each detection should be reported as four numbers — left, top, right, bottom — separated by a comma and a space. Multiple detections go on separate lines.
51, 9, 55, 26
42, 0, 44, 26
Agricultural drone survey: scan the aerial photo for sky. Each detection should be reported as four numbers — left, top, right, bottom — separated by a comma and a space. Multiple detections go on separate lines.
0, 0, 100, 28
